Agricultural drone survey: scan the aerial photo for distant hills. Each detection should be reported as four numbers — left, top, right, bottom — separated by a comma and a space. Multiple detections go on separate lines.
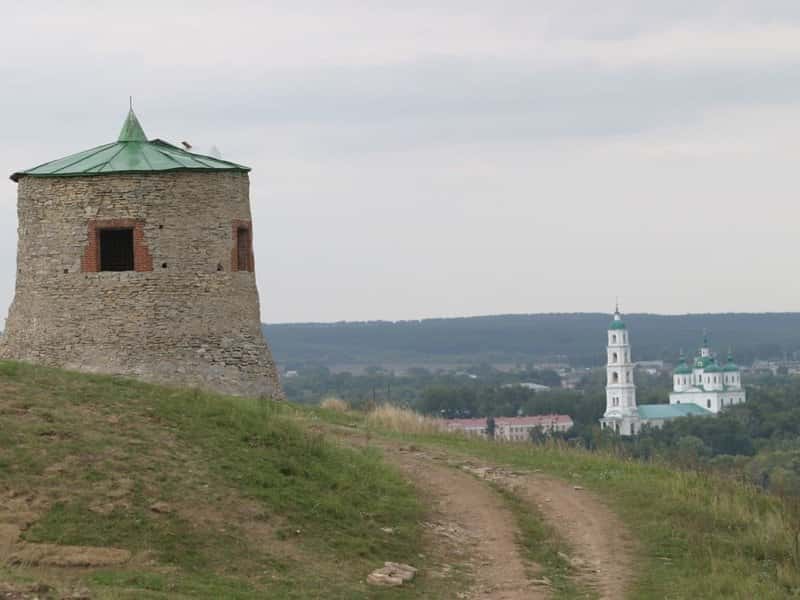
264, 312, 800, 370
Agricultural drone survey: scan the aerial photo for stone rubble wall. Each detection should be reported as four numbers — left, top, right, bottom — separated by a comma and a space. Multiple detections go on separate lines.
0, 171, 283, 399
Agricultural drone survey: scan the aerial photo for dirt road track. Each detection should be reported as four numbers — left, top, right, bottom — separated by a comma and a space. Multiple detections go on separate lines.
390, 448, 547, 599
462, 463, 637, 599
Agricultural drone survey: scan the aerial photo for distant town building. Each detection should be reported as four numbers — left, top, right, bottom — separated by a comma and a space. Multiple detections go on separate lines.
445, 415, 573, 441
501, 382, 551, 392
560, 370, 590, 389
635, 360, 666, 375
751, 359, 800, 376
599, 308, 731, 436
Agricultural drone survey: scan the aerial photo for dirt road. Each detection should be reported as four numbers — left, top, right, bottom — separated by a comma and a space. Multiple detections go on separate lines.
461, 463, 637, 599
379, 441, 637, 599
390, 447, 547, 599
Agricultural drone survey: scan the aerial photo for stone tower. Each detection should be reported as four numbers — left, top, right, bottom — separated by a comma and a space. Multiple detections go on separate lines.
0, 109, 283, 399
601, 307, 638, 435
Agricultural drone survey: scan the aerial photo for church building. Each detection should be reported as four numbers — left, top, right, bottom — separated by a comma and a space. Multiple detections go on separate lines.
599, 309, 718, 436
670, 337, 745, 412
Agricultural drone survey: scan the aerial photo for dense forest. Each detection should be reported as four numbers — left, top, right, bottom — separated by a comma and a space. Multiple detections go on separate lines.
265, 312, 800, 368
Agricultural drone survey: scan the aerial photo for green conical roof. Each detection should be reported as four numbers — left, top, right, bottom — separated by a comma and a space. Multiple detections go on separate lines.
117, 109, 148, 142
11, 109, 249, 182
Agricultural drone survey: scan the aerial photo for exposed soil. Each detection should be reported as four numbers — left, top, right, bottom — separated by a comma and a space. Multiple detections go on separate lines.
390, 447, 547, 599
462, 464, 637, 599
335, 426, 638, 599
517, 474, 636, 599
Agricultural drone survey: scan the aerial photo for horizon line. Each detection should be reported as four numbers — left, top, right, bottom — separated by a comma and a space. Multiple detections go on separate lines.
262, 310, 800, 326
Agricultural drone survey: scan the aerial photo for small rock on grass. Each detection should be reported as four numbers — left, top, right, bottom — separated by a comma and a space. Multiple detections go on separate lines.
149, 502, 172, 514
366, 562, 417, 587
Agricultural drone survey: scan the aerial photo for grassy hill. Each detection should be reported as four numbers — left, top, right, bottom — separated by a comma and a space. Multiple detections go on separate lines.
0, 362, 454, 599
1, 362, 798, 598
265, 312, 800, 368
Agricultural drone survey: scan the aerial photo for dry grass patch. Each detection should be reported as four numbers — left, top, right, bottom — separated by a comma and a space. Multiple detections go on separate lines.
366, 405, 446, 435
319, 396, 349, 412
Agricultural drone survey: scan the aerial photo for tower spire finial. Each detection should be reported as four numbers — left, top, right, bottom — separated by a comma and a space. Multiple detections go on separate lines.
615, 297, 620, 314
118, 105, 147, 142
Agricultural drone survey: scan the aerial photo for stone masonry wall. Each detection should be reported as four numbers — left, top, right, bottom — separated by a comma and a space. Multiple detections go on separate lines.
0, 172, 283, 399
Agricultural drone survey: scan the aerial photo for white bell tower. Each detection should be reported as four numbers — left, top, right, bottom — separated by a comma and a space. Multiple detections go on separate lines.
603, 305, 638, 434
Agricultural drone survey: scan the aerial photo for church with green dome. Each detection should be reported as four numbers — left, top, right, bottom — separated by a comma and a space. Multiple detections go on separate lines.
600, 309, 744, 436
669, 335, 746, 412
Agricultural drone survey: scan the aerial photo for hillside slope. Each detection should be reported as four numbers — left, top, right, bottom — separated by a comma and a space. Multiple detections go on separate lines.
265, 312, 800, 368
1, 363, 798, 599
0, 362, 458, 599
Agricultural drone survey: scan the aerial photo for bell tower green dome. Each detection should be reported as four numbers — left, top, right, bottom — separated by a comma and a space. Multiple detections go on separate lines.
609, 303, 627, 330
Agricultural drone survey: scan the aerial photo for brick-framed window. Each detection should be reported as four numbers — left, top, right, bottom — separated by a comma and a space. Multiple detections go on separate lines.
82, 219, 153, 273
231, 220, 255, 272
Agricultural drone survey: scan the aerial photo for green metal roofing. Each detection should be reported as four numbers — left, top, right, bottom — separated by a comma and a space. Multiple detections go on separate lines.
694, 355, 713, 369
10, 109, 249, 182
723, 352, 739, 372
117, 109, 148, 142
637, 404, 712, 419
609, 311, 627, 330
674, 363, 692, 375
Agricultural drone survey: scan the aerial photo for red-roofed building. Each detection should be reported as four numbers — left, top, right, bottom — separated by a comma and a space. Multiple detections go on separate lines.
444, 415, 573, 441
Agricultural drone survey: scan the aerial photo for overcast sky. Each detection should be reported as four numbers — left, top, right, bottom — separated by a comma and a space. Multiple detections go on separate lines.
2, 1, 800, 323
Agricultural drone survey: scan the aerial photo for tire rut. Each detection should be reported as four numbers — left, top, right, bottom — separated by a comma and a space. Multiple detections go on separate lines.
389, 448, 548, 599
462, 463, 638, 600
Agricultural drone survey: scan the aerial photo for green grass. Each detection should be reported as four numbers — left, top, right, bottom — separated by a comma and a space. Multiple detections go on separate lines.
6, 361, 797, 598
365, 425, 800, 599
0, 362, 463, 599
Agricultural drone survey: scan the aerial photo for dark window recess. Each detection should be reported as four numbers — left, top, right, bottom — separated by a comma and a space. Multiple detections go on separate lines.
99, 228, 134, 271
237, 227, 251, 271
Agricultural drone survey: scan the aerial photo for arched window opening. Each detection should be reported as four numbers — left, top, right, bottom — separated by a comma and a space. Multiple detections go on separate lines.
612, 371, 619, 384
707, 399, 711, 408
612, 352, 618, 363
612, 334, 617, 344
